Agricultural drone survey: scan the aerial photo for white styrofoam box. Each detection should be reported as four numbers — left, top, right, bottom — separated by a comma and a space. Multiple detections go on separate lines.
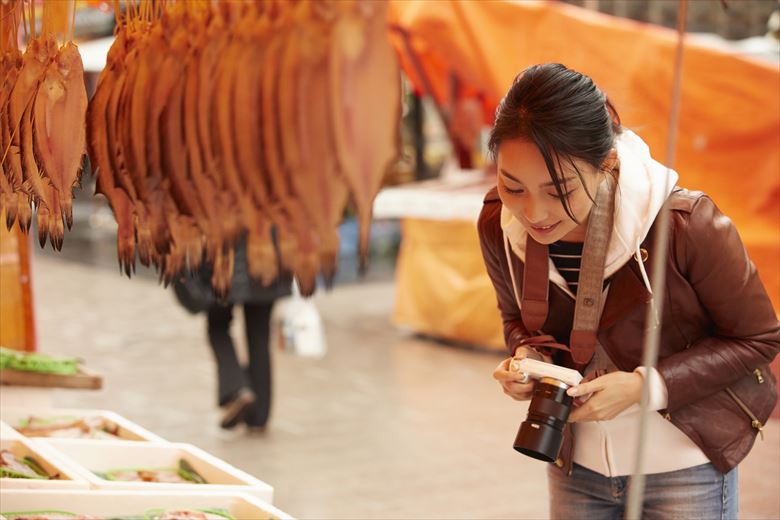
41, 439, 274, 503
0, 421, 22, 441
0, 407, 167, 443
0, 489, 293, 519
0, 437, 89, 490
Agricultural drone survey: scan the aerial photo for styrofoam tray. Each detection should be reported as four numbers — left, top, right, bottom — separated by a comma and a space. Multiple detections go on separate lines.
0, 421, 21, 441
0, 437, 89, 490
40, 439, 274, 502
0, 489, 293, 519
0, 406, 167, 443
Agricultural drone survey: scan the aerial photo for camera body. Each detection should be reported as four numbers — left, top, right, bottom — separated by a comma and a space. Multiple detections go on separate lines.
510, 358, 583, 463
509, 358, 583, 387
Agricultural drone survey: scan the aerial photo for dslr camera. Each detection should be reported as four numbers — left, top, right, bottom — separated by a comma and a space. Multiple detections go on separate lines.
509, 357, 583, 462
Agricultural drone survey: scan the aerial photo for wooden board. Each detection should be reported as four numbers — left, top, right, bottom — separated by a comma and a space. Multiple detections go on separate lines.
0, 366, 102, 390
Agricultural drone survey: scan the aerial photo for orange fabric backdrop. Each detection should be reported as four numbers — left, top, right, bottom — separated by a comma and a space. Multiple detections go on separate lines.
389, 0, 780, 312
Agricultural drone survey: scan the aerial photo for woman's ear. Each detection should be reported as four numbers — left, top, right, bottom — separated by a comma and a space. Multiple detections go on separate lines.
601, 148, 619, 173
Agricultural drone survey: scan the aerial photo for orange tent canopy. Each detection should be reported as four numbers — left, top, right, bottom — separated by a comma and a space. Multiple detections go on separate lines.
389, 0, 780, 311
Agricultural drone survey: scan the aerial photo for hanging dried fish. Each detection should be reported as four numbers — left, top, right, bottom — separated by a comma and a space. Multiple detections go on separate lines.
1, 0, 87, 250
329, 0, 402, 272
87, 0, 402, 296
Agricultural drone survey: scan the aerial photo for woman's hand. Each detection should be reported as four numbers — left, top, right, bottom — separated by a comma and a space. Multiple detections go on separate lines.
492, 346, 543, 401
567, 371, 643, 422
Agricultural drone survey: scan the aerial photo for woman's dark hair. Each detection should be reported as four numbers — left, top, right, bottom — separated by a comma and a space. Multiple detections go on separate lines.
488, 63, 622, 220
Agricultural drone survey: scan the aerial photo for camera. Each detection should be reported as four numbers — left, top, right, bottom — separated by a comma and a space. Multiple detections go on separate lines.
509, 358, 583, 462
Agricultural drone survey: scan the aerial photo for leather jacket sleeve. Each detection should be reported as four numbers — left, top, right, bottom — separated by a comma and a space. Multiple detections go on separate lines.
478, 199, 530, 356
656, 195, 780, 411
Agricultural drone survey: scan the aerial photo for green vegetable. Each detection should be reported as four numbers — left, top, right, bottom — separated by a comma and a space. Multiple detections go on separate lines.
177, 458, 206, 484
0, 455, 50, 479
198, 509, 236, 520
0, 467, 47, 479
22, 456, 48, 477
96, 462, 206, 484
0, 347, 79, 375
1, 511, 80, 520
95, 467, 171, 481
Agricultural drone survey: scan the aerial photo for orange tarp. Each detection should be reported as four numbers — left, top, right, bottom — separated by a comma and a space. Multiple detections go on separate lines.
394, 219, 505, 349
389, 0, 780, 324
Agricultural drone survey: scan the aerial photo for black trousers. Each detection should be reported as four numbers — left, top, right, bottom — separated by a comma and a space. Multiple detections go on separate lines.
206, 301, 273, 426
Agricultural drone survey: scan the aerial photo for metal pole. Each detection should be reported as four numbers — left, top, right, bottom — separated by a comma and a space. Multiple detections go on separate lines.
625, 1, 688, 519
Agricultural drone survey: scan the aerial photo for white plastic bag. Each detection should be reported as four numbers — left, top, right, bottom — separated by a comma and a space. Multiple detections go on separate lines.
277, 281, 327, 358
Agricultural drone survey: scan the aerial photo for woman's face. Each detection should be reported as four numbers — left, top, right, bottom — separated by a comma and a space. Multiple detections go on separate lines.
497, 138, 609, 244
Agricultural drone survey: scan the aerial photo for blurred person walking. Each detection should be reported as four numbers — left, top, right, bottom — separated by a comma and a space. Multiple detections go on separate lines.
174, 237, 291, 432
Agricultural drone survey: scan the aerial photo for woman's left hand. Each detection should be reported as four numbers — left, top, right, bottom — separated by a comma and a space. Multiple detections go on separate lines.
567, 371, 643, 422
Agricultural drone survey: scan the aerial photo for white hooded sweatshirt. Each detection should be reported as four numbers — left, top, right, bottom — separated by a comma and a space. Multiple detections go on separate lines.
500, 130, 708, 476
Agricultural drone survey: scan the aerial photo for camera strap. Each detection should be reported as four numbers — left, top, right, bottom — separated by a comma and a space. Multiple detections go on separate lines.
521, 175, 617, 365
520, 237, 549, 332
570, 175, 617, 364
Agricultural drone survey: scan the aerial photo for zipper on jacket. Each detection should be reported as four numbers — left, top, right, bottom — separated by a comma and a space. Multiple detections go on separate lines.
725, 387, 764, 441
754, 368, 765, 384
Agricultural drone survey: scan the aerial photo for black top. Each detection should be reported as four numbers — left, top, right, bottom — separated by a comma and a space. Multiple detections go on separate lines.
549, 241, 583, 295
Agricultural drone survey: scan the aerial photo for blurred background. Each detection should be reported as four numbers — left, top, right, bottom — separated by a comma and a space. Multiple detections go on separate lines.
0, 0, 778, 518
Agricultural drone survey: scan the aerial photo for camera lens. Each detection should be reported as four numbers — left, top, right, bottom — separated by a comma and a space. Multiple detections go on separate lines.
513, 377, 574, 462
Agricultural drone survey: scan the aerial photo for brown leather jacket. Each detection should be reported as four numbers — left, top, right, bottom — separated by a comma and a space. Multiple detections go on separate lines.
478, 186, 779, 474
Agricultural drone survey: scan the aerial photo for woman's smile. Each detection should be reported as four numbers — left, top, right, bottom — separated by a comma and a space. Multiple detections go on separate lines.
527, 221, 562, 236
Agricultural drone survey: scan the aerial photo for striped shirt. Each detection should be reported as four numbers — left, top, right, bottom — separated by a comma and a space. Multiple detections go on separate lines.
549, 241, 583, 294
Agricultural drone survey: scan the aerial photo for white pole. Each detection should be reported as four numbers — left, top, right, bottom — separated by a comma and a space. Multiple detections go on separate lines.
625, 1, 688, 519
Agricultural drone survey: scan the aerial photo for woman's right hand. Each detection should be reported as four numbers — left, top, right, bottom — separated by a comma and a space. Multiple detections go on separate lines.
493, 346, 541, 401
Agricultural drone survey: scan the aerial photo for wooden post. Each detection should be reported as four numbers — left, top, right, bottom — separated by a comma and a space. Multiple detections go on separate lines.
0, 211, 36, 352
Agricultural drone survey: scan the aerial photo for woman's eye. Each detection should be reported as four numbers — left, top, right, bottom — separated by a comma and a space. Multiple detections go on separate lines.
547, 188, 577, 199
503, 186, 525, 195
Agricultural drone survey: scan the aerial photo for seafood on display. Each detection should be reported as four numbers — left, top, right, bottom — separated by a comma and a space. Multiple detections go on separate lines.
95, 457, 207, 484
15, 415, 122, 439
0, 449, 54, 479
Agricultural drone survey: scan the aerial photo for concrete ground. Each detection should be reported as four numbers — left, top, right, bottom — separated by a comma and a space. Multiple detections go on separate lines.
14, 253, 780, 519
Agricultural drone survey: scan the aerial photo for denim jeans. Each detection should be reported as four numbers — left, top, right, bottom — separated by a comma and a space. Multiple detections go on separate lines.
548, 462, 738, 520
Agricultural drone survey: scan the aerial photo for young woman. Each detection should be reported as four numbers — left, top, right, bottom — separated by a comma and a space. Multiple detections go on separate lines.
478, 63, 779, 519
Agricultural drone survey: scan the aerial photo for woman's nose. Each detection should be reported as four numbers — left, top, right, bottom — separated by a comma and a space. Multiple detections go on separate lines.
523, 197, 547, 223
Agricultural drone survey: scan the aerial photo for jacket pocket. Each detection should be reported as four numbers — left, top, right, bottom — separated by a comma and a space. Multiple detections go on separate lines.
725, 386, 765, 440
724, 366, 778, 441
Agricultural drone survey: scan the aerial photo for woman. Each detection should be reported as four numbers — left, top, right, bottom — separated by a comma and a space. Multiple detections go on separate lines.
478, 63, 779, 519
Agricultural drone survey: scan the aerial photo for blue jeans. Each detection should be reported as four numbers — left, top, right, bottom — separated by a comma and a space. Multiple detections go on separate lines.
548, 463, 738, 520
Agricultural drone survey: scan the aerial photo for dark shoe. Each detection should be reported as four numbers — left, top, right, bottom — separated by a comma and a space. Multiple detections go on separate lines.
246, 424, 267, 436
220, 388, 256, 429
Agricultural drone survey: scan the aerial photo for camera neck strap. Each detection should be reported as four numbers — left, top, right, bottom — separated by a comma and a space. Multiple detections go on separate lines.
522, 175, 617, 365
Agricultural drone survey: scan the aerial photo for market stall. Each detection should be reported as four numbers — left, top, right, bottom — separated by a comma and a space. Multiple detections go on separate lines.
1, 1, 779, 514
374, 166, 504, 349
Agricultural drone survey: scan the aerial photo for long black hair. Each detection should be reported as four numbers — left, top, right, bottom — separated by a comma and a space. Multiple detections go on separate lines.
488, 63, 622, 220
